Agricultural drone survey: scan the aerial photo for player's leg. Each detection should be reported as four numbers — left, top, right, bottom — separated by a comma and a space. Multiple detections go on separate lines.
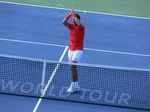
71, 50, 83, 82
67, 50, 83, 93
70, 61, 78, 82
68, 50, 79, 82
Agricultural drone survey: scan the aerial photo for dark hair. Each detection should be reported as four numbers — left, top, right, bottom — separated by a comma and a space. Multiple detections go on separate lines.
75, 13, 80, 20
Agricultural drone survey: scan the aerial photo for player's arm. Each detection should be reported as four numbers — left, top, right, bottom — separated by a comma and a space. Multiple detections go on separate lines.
62, 14, 71, 27
62, 8, 74, 27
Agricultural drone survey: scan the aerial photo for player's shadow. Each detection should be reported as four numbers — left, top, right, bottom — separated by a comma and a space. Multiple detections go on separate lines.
73, 90, 82, 95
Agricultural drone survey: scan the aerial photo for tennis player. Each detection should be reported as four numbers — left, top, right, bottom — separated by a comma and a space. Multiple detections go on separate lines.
62, 8, 85, 93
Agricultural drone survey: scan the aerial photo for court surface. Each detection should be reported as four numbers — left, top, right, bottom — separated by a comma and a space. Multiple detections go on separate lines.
0, 1, 150, 112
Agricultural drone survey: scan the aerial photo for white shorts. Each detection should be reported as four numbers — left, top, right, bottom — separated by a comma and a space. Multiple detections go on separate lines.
68, 50, 83, 63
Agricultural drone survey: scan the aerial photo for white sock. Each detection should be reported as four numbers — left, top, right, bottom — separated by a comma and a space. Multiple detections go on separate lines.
71, 81, 79, 87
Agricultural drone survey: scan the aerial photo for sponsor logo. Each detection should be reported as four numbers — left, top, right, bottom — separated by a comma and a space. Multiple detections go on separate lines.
0, 79, 131, 105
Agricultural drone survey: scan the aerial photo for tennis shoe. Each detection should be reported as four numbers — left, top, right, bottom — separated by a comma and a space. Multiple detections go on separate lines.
67, 84, 80, 94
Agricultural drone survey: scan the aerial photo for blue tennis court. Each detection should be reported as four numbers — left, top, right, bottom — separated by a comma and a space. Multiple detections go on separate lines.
0, 1, 150, 112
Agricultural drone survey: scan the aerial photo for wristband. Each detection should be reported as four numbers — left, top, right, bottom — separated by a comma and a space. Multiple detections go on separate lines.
65, 14, 71, 20
72, 13, 77, 18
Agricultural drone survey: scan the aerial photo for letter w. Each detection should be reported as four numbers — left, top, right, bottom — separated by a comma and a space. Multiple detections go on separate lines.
1, 79, 21, 92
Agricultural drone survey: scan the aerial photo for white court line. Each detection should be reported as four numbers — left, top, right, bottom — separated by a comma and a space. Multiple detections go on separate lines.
0, 1, 150, 20
0, 38, 67, 48
40, 61, 46, 96
85, 48, 150, 57
0, 38, 150, 57
33, 46, 68, 112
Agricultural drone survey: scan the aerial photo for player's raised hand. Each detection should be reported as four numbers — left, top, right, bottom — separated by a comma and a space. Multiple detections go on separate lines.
70, 7, 75, 14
